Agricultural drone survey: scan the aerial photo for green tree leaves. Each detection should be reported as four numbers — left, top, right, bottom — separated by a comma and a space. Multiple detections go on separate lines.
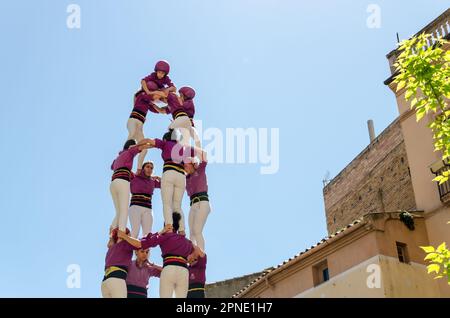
394, 33, 450, 172
420, 242, 450, 283
394, 33, 450, 285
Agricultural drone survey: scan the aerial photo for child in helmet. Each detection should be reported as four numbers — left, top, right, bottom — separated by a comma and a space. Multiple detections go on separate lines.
128, 60, 177, 174
157, 86, 201, 148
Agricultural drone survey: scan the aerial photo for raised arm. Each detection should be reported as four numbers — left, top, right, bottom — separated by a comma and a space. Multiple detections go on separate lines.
198, 149, 208, 163
118, 230, 142, 249
194, 244, 205, 258
137, 138, 156, 151
188, 146, 206, 162
152, 176, 161, 189
153, 138, 167, 150
107, 237, 115, 249
139, 227, 171, 249
187, 244, 205, 263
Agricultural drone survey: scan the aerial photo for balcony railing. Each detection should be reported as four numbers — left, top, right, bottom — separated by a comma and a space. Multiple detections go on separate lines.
387, 8, 450, 74
430, 160, 450, 203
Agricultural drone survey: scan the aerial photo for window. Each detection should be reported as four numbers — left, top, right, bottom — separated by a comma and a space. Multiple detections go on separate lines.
313, 260, 330, 286
322, 268, 330, 282
396, 242, 409, 264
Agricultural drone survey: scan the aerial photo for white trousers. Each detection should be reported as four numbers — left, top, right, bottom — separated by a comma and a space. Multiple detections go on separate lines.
127, 117, 147, 170
169, 116, 201, 148
161, 170, 186, 231
188, 201, 211, 251
101, 278, 127, 298
129, 205, 153, 238
110, 179, 130, 231
159, 265, 189, 298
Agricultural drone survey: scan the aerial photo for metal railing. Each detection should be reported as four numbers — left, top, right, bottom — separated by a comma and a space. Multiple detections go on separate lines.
387, 9, 450, 74
433, 165, 450, 201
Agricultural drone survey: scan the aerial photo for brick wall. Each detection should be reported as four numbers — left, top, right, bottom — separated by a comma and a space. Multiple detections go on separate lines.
323, 119, 417, 234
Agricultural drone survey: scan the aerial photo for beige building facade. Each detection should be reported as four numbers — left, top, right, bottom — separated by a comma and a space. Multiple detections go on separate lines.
226, 9, 450, 298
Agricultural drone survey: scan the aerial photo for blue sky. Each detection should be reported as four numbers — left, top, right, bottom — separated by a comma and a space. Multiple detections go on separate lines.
0, 1, 448, 297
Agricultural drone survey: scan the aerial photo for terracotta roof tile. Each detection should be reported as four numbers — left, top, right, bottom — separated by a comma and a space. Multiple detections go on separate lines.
232, 219, 363, 297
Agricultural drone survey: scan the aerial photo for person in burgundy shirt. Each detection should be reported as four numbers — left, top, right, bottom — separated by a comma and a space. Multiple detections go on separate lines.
145, 131, 200, 233
128, 161, 161, 238
101, 228, 137, 298
156, 86, 201, 148
135, 60, 176, 100
187, 253, 207, 298
128, 60, 176, 174
118, 212, 204, 298
126, 248, 162, 298
185, 150, 211, 251
110, 139, 153, 233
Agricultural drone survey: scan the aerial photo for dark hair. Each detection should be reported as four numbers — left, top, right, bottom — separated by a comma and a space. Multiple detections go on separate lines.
172, 212, 181, 233
124, 139, 137, 150
163, 129, 176, 141
142, 161, 154, 170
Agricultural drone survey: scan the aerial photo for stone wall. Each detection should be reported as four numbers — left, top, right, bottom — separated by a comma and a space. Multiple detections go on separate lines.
323, 119, 417, 234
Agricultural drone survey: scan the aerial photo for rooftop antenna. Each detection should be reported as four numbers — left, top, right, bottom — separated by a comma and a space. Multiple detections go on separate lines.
368, 120, 376, 143
322, 170, 331, 187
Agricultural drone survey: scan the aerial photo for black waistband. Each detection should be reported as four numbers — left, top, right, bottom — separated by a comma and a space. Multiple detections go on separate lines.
188, 282, 205, 290
129, 108, 147, 123
131, 108, 146, 116
162, 254, 188, 269
102, 265, 128, 282
163, 161, 186, 175
130, 193, 152, 209
172, 110, 189, 120
126, 284, 148, 297
187, 286, 205, 298
112, 167, 132, 182
190, 192, 209, 206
